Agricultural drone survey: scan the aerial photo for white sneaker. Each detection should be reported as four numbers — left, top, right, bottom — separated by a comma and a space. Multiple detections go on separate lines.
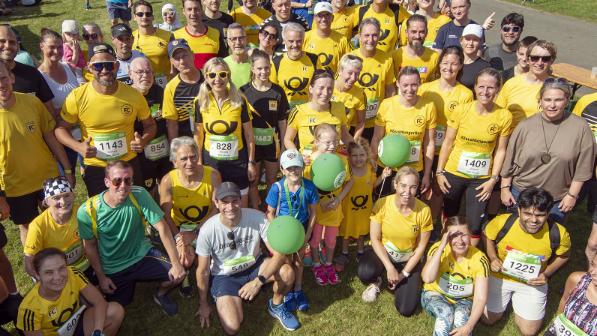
361, 277, 382, 303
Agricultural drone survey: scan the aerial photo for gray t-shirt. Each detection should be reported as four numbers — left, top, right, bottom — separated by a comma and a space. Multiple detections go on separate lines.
196, 208, 269, 276
485, 43, 517, 71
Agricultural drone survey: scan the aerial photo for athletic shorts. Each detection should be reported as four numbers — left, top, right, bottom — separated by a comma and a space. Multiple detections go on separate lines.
6, 189, 43, 225
255, 143, 278, 163
210, 256, 265, 299
138, 154, 172, 190
82, 156, 143, 197
105, 247, 172, 306
486, 275, 547, 321
202, 147, 250, 190
107, 1, 132, 21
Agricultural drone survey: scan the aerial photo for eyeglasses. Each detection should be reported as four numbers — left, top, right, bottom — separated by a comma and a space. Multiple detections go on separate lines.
501, 26, 521, 33
135, 11, 153, 17
544, 77, 569, 85
132, 69, 152, 76
226, 231, 237, 250
260, 30, 277, 40
228, 36, 246, 42
82, 33, 98, 40
90, 61, 117, 72
529, 55, 553, 63
110, 177, 133, 187
206, 71, 228, 79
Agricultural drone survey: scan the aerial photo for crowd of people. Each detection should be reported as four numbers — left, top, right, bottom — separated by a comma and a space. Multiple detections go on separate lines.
1, 0, 597, 335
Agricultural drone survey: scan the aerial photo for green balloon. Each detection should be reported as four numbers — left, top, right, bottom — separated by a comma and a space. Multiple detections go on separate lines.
378, 134, 411, 168
311, 153, 346, 192
267, 216, 305, 255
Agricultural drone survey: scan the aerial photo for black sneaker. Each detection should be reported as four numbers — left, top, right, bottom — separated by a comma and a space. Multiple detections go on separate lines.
153, 292, 178, 316
179, 276, 193, 298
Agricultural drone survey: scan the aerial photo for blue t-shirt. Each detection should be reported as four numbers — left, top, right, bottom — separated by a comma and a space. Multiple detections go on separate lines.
265, 177, 319, 227
433, 20, 482, 50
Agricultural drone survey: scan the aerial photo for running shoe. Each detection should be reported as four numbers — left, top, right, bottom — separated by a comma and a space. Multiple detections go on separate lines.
361, 277, 382, 303
313, 265, 328, 286
334, 253, 350, 272
153, 292, 179, 316
284, 291, 298, 312
179, 275, 193, 298
325, 264, 340, 285
268, 299, 300, 331
294, 290, 309, 311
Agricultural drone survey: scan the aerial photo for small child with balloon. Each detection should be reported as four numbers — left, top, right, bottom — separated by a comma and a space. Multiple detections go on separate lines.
265, 149, 319, 312
304, 123, 353, 286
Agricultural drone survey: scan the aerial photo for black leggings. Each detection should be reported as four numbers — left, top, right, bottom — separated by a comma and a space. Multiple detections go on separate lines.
357, 249, 422, 317
442, 172, 489, 236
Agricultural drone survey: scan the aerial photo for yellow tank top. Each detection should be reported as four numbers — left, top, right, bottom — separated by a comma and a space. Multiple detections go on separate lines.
168, 166, 216, 228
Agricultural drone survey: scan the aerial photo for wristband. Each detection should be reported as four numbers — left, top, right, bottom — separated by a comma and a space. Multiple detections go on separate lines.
257, 274, 267, 284
500, 185, 511, 189
401, 270, 410, 278
249, 160, 256, 165
64, 169, 73, 174
435, 170, 445, 176
490, 175, 500, 181
566, 192, 578, 199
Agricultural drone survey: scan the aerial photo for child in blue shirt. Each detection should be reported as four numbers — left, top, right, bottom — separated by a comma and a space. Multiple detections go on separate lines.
266, 148, 319, 312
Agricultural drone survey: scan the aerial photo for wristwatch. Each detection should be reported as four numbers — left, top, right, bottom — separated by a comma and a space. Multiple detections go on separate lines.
257, 274, 267, 285
92, 330, 104, 336
401, 270, 411, 278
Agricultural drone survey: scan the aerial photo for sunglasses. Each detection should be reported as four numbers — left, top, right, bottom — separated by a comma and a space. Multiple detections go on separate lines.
501, 26, 521, 33
529, 55, 553, 63
110, 177, 133, 187
260, 30, 277, 40
82, 33, 98, 40
226, 231, 237, 250
544, 77, 569, 86
135, 11, 153, 17
206, 71, 228, 79
90, 61, 117, 72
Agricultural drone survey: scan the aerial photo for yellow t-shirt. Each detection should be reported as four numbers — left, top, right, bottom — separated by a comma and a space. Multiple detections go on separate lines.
331, 85, 367, 126
484, 213, 571, 283
418, 80, 473, 153
0, 93, 59, 197
354, 4, 410, 53
168, 166, 216, 227
17, 267, 89, 336
392, 47, 440, 83
230, 7, 271, 46
495, 74, 543, 128
132, 28, 172, 85
445, 102, 512, 179
195, 94, 251, 158
270, 52, 317, 108
572, 92, 597, 116
24, 207, 89, 272
399, 13, 451, 47
340, 164, 376, 238
61, 82, 151, 167
331, 6, 357, 40
173, 26, 222, 69
375, 95, 437, 172
348, 48, 395, 128
287, 102, 348, 152
303, 30, 351, 73
572, 92, 597, 141
423, 242, 490, 303
371, 195, 432, 260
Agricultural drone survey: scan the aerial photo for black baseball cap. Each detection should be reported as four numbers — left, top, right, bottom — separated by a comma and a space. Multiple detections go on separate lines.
88, 43, 116, 61
111, 23, 133, 38
215, 182, 241, 200
167, 38, 192, 58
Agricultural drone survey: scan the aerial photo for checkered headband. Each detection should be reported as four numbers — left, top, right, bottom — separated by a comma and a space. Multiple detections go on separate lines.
43, 177, 73, 199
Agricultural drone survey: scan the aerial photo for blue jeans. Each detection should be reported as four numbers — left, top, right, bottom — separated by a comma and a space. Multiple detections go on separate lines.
421, 290, 472, 336
510, 187, 568, 223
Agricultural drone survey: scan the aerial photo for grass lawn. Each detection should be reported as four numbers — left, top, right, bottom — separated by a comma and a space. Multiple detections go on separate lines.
501, 0, 597, 23
2, 0, 595, 335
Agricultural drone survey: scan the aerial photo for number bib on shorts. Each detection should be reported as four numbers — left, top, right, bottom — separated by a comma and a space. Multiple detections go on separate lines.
384, 241, 413, 263
502, 248, 542, 282
222, 255, 256, 275
407, 140, 421, 163
56, 304, 86, 336
438, 273, 474, 299
254, 127, 275, 146
435, 125, 446, 149
457, 151, 491, 177
365, 98, 380, 120
553, 313, 588, 336
155, 73, 167, 88
94, 132, 127, 160
144, 135, 169, 161
209, 134, 239, 160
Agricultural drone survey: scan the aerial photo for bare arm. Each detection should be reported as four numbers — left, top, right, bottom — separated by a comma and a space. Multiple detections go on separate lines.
483, 236, 502, 273
403, 230, 431, 275
278, 120, 287, 152
194, 123, 204, 165
166, 119, 179, 142
196, 255, 212, 328
557, 272, 583, 313
369, 125, 386, 162
586, 222, 597, 262
340, 125, 354, 146
385, 84, 396, 98
80, 283, 108, 331
421, 235, 448, 283
55, 119, 85, 154
283, 126, 298, 150
461, 275, 488, 333
43, 130, 72, 171
370, 219, 396, 272
158, 174, 179, 236
153, 219, 185, 279
420, 128, 435, 193
140, 117, 157, 147
353, 109, 365, 140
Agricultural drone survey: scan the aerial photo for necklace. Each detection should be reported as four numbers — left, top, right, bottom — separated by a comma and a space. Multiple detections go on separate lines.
540, 116, 562, 164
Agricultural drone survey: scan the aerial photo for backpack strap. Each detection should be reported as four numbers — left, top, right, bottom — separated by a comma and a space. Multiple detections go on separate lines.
85, 195, 101, 239
494, 213, 518, 245
547, 218, 561, 262
274, 181, 282, 217
128, 191, 148, 228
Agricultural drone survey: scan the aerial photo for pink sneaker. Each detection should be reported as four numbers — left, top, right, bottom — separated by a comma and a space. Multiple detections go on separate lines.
325, 264, 340, 285
313, 265, 328, 286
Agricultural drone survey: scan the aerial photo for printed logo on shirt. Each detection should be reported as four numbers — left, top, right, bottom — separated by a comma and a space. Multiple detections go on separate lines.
378, 29, 390, 44
50, 301, 78, 327
181, 205, 210, 222
448, 100, 458, 112
268, 100, 278, 111
487, 123, 499, 135
205, 120, 238, 135
26, 121, 36, 133
358, 73, 379, 90
350, 194, 369, 210
317, 53, 334, 69
283, 77, 310, 96
121, 104, 133, 116
415, 115, 425, 127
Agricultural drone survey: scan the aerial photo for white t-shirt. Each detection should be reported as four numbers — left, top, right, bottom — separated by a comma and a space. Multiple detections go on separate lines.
196, 208, 269, 276
40, 62, 80, 111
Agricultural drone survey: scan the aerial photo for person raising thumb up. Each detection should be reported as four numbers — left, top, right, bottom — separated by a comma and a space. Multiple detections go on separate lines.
130, 131, 145, 153
81, 136, 97, 158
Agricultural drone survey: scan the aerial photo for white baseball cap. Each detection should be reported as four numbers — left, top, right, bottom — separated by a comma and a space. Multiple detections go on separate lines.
280, 149, 304, 169
314, 1, 333, 15
61, 20, 79, 35
461, 24, 484, 39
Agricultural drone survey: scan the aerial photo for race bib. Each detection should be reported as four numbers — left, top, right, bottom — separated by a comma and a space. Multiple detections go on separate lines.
384, 241, 413, 263
435, 125, 446, 149
144, 135, 169, 161
254, 127, 275, 146
209, 134, 239, 160
155, 73, 167, 88
94, 132, 127, 160
222, 255, 256, 275
502, 248, 542, 282
438, 273, 474, 299
553, 313, 588, 336
365, 98, 380, 120
150, 104, 162, 119
457, 151, 491, 177
407, 140, 421, 163
64, 243, 84, 266
56, 304, 86, 336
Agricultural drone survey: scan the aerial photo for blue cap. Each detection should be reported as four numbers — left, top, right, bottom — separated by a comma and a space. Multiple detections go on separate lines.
167, 38, 191, 58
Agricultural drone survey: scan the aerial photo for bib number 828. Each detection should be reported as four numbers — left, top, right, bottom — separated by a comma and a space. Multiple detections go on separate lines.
508, 261, 536, 274
216, 142, 232, 150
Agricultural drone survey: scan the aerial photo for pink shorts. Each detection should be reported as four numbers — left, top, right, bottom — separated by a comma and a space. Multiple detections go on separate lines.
309, 223, 338, 249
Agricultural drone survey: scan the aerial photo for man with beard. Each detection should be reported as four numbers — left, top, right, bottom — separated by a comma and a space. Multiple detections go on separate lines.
224, 24, 251, 89
261, 0, 309, 54
392, 14, 439, 83
483, 187, 571, 336
55, 43, 156, 197
484, 13, 524, 71
111, 24, 146, 85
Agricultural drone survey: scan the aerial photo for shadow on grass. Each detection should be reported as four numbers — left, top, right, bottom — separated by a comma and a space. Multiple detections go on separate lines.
4, 0, 63, 21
